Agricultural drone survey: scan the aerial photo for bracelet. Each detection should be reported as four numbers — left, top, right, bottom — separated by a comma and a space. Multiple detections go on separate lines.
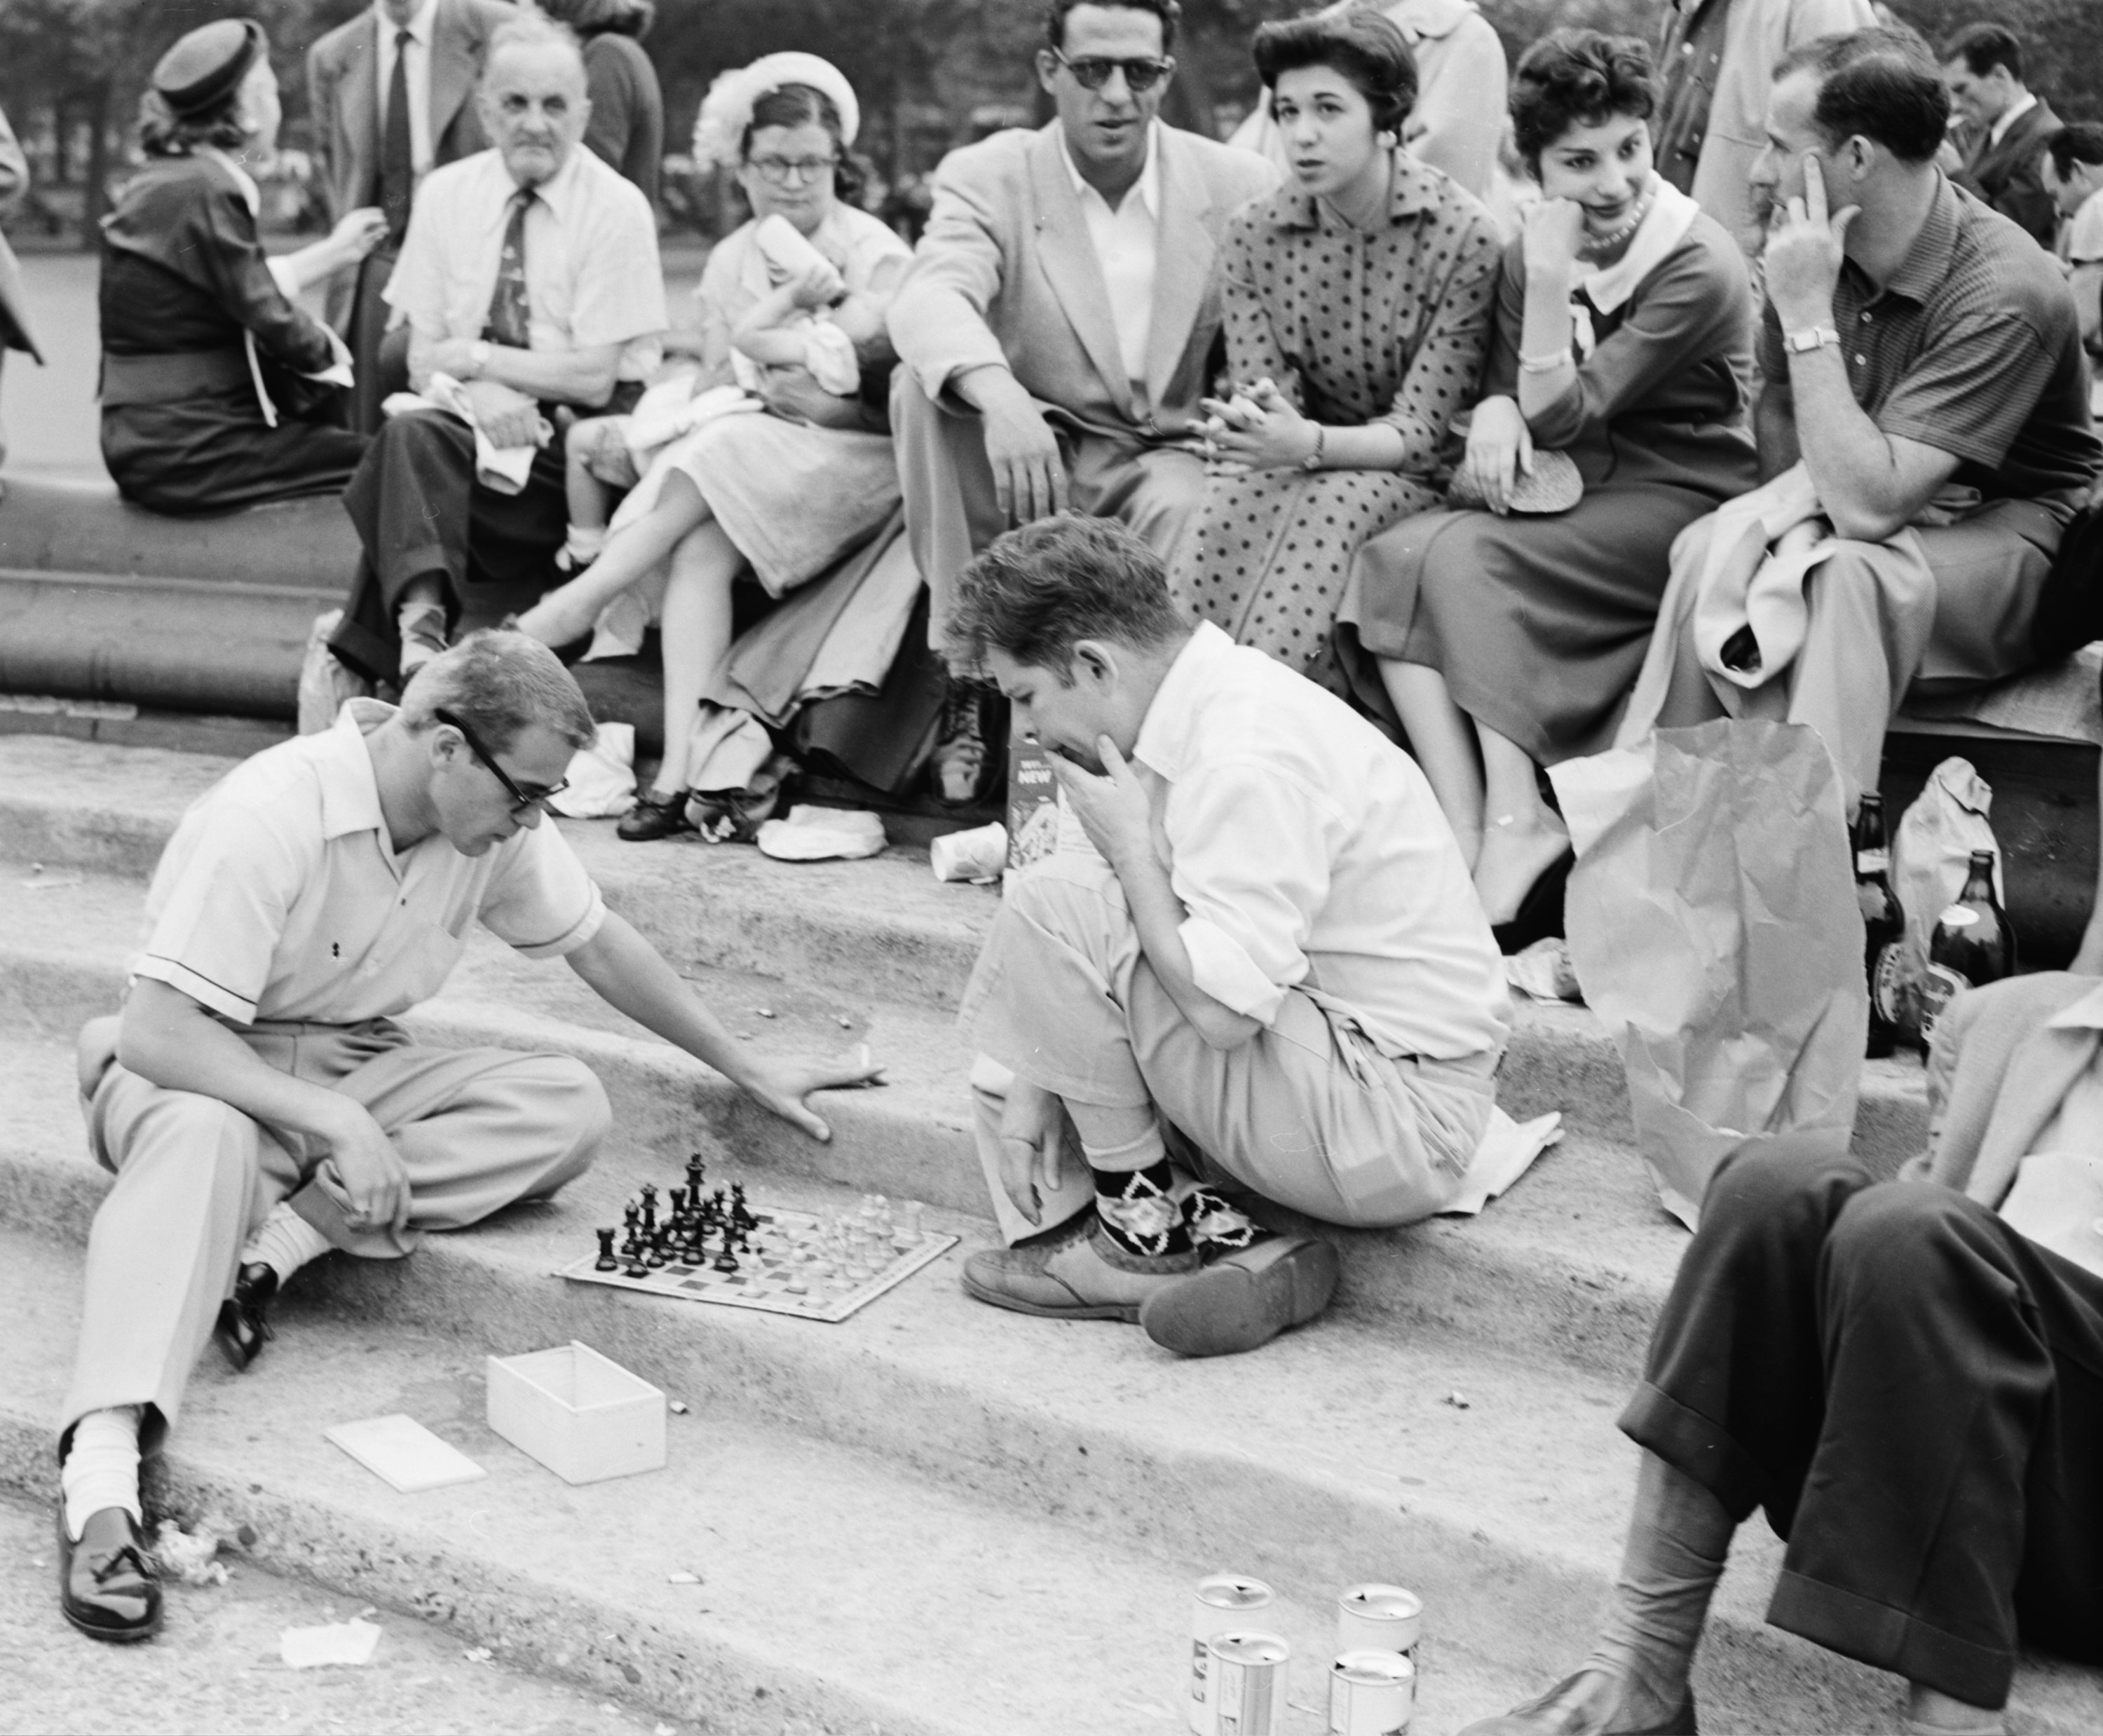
1300, 423, 1326, 472
1518, 348, 1574, 374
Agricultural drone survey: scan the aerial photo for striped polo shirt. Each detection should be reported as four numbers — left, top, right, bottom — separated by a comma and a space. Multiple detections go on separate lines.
1760, 174, 2102, 503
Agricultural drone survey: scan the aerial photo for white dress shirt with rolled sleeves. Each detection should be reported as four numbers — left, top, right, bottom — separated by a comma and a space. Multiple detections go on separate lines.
1131, 622, 1511, 1062
1057, 121, 1160, 399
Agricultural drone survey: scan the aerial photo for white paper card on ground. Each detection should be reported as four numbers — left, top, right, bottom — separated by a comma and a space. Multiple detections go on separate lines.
280, 1618, 383, 1668
323, 1414, 488, 1494
1440, 1109, 1563, 1217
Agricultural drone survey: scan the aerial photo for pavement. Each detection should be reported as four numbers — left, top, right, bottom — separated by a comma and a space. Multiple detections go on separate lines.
0, 1491, 702, 1736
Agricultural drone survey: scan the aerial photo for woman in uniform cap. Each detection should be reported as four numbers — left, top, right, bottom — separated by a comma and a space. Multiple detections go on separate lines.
98, 18, 388, 514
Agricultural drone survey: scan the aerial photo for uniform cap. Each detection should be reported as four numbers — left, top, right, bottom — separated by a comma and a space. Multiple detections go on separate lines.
151, 18, 267, 119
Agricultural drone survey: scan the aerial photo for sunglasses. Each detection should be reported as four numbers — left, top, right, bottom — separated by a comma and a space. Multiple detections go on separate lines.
435, 708, 569, 815
1051, 48, 1175, 94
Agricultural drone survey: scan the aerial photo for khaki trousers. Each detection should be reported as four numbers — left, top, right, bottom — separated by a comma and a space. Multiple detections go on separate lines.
960, 856, 1499, 1244
62, 1018, 609, 1451
890, 374, 1205, 650
1654, 496, 2069, 809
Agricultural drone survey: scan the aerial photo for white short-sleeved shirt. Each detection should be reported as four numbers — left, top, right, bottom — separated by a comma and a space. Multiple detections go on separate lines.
387, 144, 667, 381
134, 700, 606, 1027
1132, 622, 1511, 1062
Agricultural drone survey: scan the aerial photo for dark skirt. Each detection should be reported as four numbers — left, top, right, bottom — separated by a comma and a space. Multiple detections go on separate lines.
1338, 479, 1723, 764
102, 390, 367, 517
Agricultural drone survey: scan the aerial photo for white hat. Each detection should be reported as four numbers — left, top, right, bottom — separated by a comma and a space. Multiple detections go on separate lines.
690, 53, 860, 173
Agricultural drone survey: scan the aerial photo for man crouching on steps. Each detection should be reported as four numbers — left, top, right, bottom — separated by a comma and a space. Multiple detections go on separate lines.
57, 631, 878, 1643
950, 516, 1511, 1358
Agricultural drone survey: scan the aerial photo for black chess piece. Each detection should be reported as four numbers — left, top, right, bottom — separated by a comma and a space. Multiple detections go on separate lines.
730, 1183, 757, 1231
685, 1153, 706, 1198
620, 1202, 642, 1258
669, 1186, 688, 1223
680, 1219, 707, 1265
645, 1227, 671, 1269
639, 1184, 659, 1234
594, 1228, 618, 1272
712, 1224, 740, 1273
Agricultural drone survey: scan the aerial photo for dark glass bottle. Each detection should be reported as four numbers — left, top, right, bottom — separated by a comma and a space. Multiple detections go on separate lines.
1918, 849, 2016, 1048
1852, 795, 1905, 1058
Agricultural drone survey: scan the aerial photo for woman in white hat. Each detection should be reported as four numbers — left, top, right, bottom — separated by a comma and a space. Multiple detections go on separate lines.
512, 52, 911, 841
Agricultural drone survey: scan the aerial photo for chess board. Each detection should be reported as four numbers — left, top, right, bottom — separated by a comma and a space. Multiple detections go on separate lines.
555, 1203, 960, 1323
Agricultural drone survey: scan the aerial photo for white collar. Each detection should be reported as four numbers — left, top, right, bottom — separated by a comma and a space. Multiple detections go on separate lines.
1133, 622, 1233, 781
374, 0, 438, 46
2048, 980, 2103, 1032
496, 141, 591, 221
1988, 90, 2038, 148
1057, 120, 1161, 219
1578, 178, 1700, 315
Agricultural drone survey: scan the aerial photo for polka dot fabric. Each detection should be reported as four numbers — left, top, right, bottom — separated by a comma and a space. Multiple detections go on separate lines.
1171, 153, 1501, 693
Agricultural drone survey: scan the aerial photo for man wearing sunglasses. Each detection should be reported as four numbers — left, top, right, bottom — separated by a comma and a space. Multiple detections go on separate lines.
889, 0, 1277, 799
53, 631, 878, 1643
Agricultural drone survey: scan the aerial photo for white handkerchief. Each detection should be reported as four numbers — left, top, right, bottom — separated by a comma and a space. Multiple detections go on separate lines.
281, 1619, 383, 1668
325, 1414, 487, 1493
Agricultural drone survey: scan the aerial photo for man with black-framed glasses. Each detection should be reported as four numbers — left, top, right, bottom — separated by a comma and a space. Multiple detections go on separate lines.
52, 630, 880, 1643
889, 0, 1277, 805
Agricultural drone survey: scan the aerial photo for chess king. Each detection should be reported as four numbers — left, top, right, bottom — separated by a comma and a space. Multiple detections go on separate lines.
55, 631, 880, 1642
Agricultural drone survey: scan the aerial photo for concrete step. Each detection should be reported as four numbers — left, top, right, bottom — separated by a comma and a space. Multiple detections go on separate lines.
4, 1037, 2095, 1735
0, 1228, 1546, 1736
0, 859, 1911, 1386
0, 732, 1935, 1156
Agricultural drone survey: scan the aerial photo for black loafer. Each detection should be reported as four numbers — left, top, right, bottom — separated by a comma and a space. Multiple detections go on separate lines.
58, 1503, 162, 1643
214, 1261, 278, 1371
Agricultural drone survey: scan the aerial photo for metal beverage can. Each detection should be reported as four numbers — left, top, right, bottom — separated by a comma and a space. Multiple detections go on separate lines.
1208, 1631, 1290, 1736
1337, 1583, 1423, 1661
1189, 1576, 1274, 1733
1328, 1648, 1415, 1734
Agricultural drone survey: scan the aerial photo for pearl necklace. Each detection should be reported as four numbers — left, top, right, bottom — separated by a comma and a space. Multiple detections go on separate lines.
1579, 186, 1656, 261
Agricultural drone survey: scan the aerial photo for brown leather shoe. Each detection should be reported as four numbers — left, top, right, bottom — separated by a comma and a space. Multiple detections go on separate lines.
1137, 1232, 1340, 1357
1457, 1671, 1698, 1736
961, 1210, 1199, 1321
57, 1503, 162, 1643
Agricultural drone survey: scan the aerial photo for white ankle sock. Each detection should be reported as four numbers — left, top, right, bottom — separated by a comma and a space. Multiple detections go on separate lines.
1582, 1451, 1733, 1721
62, 1407, 142, 1541
242, 1201, 333, 1284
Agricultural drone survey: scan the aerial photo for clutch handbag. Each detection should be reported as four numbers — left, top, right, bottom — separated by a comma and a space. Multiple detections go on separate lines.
1446, 447, 1583, 515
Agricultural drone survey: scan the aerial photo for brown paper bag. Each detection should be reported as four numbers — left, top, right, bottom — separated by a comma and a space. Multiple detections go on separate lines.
1549, 720, 1866, 1228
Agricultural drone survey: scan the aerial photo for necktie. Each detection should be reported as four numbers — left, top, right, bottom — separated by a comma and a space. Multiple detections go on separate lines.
379, 28, 414, 241
482, 189, 535, 350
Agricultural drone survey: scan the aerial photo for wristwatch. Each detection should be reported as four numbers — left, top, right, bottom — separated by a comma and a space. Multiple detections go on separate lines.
468, 339, 494, 378
1782, 324, 1842, 355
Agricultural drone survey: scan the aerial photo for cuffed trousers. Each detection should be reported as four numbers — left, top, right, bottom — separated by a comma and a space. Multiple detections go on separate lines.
959, 855, 1499, 1243
1624, 1142, 2103, 1707
890, 374, 1204, 650
327, 407, 571, 685
62, 1017, 608, 1452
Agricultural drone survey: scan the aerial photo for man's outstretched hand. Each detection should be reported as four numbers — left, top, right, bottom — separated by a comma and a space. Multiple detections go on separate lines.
737, 1052, 887, 1142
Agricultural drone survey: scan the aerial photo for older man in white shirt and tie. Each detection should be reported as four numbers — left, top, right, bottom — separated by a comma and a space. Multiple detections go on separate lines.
327, 11, 665, 690
948, 515, 1511, 1358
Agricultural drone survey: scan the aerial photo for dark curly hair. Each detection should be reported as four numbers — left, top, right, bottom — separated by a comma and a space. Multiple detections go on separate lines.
946, 514, 1185, 678
1510, 29, 1659, 174
740, 82, 868, 206
137, 86, 250, 158
1253, 9, 1418, 138
1044, 0, 1180, 55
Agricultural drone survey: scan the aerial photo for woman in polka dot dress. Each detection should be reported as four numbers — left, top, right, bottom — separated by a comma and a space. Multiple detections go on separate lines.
1338, 31, 1758, 927
1170, 8, 1502, 696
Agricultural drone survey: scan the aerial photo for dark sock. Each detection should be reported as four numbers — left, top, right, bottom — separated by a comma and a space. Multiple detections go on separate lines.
1181, 1186, 1267, 1253
1092, 1159, 1192, 1257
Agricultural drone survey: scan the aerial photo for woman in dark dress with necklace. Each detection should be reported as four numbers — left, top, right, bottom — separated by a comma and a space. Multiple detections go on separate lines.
1338, 31, 1757, 926
100, 19, 386, 514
